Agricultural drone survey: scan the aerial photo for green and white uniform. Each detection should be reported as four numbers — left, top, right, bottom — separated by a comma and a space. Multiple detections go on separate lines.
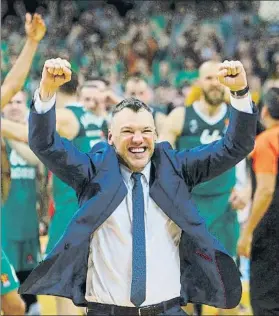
46, 105, 108, 255
1, 143, 40, 272
176, 102, 239, 256
1, 249, 20, 295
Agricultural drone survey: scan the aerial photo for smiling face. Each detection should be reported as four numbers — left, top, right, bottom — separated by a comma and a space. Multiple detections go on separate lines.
79, 85, 106, 113
108, 107, 157, 172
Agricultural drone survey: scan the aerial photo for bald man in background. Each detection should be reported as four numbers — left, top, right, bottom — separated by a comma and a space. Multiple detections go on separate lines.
160, 61, 249, 315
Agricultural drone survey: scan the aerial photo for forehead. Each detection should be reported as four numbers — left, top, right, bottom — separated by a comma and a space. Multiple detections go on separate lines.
11, 91, 26, 101
8, 91, 27, 103
80, 86, 99, 96
112, 108, 155, 129
86, 80, 107, 90
199, 64, 220, 79
126, 80, 147, 92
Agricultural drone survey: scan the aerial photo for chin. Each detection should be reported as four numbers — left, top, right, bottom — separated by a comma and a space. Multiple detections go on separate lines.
129, 160, 148, 172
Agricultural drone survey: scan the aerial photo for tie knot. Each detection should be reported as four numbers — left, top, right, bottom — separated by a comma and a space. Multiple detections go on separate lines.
132, 172, 142, 182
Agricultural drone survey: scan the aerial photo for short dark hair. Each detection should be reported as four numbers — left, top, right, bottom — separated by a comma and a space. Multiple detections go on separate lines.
125, 76, 147, 90
84, 76, 110, 87
111, 98, 152, 117
264, 87, 279, 119
58, 71, 79, 95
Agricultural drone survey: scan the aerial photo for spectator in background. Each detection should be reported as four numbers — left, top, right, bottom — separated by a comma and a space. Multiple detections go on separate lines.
240, 57, 262, 105
238, 87, 279, 316
263, 51, 279, 93
174, 56, 199, 88
1, 12, 46, 316
1, 0, 277, 105
2, 90, 42, 315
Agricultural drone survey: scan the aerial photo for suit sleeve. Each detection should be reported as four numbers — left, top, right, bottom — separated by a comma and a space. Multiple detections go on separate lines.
177, 105, 258, 188
28, 100, 94, 192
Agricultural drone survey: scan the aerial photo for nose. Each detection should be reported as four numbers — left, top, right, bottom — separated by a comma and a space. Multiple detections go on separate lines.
212, 77, 220, 86
132, 131, 144, 144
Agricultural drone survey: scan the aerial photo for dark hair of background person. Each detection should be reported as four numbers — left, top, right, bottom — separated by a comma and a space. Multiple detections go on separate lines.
265, 87, 279, 119
84, 76, 110, 87
58, 71, 79, 95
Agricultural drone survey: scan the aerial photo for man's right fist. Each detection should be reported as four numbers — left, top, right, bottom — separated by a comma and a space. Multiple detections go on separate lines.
39, 58, 72, 101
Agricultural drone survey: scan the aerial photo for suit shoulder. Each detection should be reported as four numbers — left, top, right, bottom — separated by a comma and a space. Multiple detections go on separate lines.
156, 141, 173, 150
89, 141, 110, 153
88, 142, 119, 171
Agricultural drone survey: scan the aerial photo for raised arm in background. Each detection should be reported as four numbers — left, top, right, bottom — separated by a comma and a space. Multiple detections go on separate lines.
1, 13, 46, 108
7, 140, 40, 166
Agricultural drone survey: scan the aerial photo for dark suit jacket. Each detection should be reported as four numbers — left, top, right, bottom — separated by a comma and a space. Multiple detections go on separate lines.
20, 102, 257, 308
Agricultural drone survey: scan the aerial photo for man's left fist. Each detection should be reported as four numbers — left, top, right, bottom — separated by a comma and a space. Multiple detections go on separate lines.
217, 60, 248, 92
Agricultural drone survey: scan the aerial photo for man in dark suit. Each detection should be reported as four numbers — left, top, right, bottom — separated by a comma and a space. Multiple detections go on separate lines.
20, 58, 257, 315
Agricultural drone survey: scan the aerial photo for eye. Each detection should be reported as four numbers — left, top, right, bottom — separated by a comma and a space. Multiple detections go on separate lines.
143, 129, 153, 134
122, 130, 133, 134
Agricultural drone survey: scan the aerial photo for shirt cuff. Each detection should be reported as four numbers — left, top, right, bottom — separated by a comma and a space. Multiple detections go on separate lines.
230, 92, 253, 114
33, 88, 56, 114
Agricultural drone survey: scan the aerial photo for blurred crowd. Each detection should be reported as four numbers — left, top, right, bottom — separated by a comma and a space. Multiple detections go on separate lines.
2, 0, 279, 110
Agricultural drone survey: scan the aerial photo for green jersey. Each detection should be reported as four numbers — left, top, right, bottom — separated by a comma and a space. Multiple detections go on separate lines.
1, 249, 19, 295
176, 102, 236, 196
2, 142, 38, 242
47, 105, 107, 253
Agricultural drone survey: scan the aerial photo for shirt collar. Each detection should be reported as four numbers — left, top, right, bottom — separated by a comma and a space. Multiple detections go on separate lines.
120, 161, 151, 186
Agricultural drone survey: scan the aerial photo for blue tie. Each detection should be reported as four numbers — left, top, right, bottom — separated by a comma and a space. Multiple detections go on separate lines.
130, 172, 146, 306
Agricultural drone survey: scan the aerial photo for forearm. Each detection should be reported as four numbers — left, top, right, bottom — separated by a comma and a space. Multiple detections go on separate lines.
8, 140, 40, 166
246, 189, 273, 234
1, 38, 39, 108
1, 119, 28, 143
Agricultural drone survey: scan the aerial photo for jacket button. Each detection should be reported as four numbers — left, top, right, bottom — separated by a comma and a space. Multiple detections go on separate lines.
64, 243, 70, 250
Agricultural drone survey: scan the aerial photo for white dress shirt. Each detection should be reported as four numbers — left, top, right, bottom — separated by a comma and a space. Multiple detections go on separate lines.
33, 89, 253, 306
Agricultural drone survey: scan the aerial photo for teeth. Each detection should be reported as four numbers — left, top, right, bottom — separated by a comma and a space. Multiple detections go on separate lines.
130, 148, 145, 153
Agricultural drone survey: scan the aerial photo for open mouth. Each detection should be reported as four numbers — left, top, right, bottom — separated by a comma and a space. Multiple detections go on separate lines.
128, 147, 147, 154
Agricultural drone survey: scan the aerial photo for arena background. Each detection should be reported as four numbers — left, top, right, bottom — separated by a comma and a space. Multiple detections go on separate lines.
1, 0, 279, 315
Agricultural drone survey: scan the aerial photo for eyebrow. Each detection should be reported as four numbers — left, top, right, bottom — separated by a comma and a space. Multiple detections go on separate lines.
120, 126, 153, 131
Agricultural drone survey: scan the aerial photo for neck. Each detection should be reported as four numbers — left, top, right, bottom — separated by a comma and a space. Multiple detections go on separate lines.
56, 93, 77, 108
91, 106, 107, 117
267, 119, 279, 129
198, 97, 223, 117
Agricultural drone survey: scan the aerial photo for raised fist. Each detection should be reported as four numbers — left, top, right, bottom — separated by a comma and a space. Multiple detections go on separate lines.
217, 60, 248, 91
39, 58, 72, 101
25, 13, 46, 42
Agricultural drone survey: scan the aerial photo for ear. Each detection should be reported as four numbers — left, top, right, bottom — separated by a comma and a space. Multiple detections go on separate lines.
108, 130, 113, 145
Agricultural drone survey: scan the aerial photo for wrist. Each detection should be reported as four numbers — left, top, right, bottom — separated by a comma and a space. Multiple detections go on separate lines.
26, 37, 40, 46
39, 84, 56, 102
230, 85, 249, 99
